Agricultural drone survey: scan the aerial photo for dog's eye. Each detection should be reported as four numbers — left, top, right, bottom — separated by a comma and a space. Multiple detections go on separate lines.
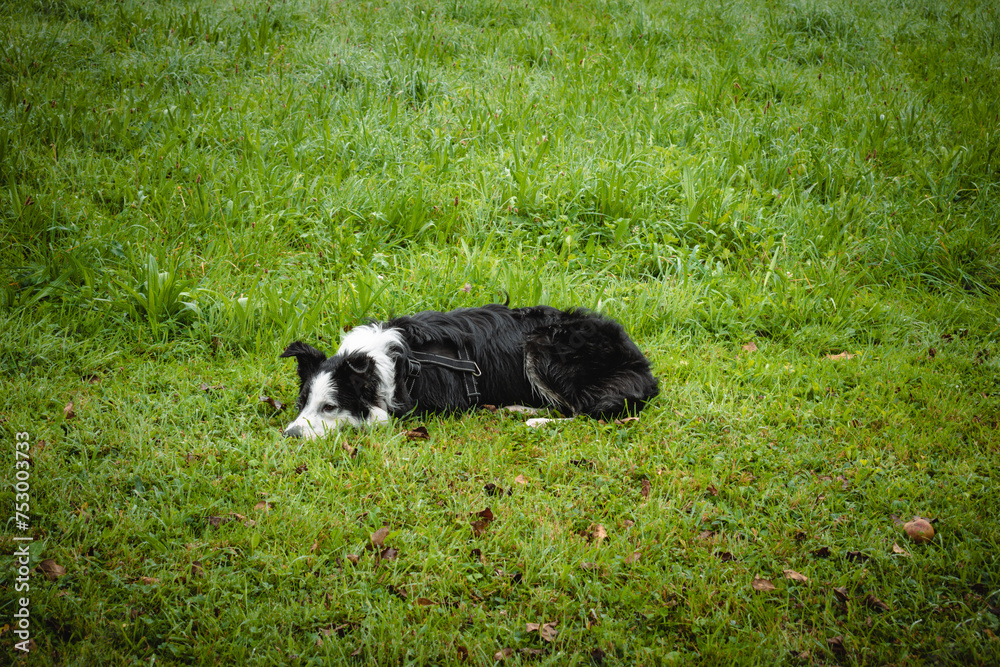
321, 403, 337, 414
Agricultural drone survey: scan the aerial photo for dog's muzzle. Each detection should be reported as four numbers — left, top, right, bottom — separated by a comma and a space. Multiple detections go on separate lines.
283, 424, 302, 438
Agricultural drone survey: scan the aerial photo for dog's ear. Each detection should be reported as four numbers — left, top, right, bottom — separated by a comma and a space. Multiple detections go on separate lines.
344, 354, 371, 375
280, 342, 327, 383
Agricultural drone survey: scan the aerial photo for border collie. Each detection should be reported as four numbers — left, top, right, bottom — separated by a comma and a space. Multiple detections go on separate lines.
280, 304, 658, 439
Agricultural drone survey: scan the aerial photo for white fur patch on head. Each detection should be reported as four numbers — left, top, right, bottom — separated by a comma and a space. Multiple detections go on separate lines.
337, 324, 404, 410
283, 371, 362, 440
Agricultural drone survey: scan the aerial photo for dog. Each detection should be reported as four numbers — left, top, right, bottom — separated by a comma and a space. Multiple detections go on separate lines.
280, 304, 658, 439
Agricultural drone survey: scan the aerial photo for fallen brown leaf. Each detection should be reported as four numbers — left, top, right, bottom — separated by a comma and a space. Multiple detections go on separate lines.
845, 551, 871, 563
640, 478, 651, 499
371, 526, 390, 547
380, 547, 399, 561
827, 635, 846, 655
624, 551, 641, 565
833, 587, 850, 602
697, 530, 716, 541
614, 416, 640, 425
903, 518, 935, 544
539, 622, 558, 642
456, 646, 469, 662
752, 577, 776, 592
405, 426, 430, 440
715, 551, 735, 562
521, 647, 545, 658
190, 561, 204, 578
484, 482, 508, 497
891, 542, 910, 557
494, 647, 514, 661
811, 546, 831, 558
706, 485, 718, 497
139, 576, 159, 585
862, 594, 889, 612
783, 569, 809, 583
294, 463, 308, 475
253, 501, 272, 512
38, 559, 66, 581
526, 622, 540, 633
742, 341, 758, 353
416, 597, 435, 606
589, 523, 608, 545
470, 508, 494, 537
345, 554, 360, 564
63, 401, 76, 420
514, 474, 529, 485
825, 352, 855, 361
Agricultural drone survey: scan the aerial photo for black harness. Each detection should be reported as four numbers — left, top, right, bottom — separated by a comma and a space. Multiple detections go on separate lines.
406, 348, 481, 402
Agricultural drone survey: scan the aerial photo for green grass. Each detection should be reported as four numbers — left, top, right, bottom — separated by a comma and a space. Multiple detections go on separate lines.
2, 0, 999, 663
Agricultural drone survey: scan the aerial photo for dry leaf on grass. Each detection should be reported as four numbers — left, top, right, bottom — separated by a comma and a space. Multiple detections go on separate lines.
783, 569, 809, 583
514, 474, 529, 485
405, 426, 430, 440
891, 542, 910, 557
494, 647, 514, 661
862, 594, 890, 612
253, 501, 273, 512
63, 401, 76, 419
825, 352, 855, 361
370, 526, 391, 548
742, 341, 758, 353
752, 577, 776, 592
38, 559, 67, 580
139, 576, 159, 585
640, 478, 651, 499
589, 523, 608, 545
471, 507, 494, 536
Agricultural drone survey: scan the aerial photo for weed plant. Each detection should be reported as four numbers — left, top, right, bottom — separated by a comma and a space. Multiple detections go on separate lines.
1, 0, 998, 664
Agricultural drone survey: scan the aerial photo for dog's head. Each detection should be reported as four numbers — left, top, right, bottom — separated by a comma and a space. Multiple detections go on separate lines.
279, 341, 388, 439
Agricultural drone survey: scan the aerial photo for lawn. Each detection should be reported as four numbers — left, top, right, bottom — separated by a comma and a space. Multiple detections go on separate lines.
1, 0, 999, 664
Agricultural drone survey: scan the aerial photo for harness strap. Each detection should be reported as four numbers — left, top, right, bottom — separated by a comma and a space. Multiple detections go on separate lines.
406, 349, 481, 401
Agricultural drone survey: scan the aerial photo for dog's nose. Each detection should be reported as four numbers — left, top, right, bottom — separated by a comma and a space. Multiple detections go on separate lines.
283, 424, 302, 438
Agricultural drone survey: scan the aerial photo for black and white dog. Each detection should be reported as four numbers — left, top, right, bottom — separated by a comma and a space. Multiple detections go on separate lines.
280, 304, 658, 439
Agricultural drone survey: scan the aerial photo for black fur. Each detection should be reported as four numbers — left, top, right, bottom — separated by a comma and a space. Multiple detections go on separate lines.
281, 304, 658, 437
